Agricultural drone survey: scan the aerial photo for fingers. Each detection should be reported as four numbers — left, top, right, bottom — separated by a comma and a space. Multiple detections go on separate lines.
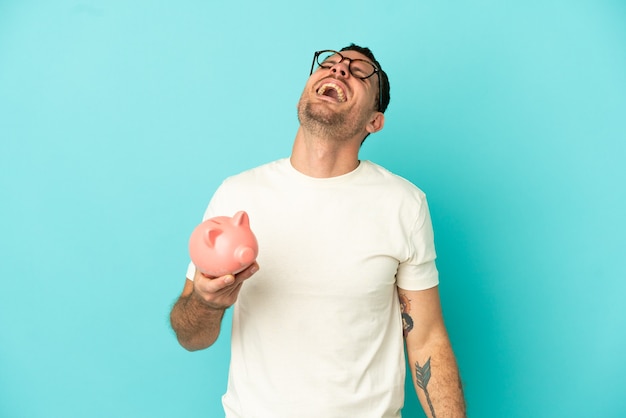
236, 262, 259, 280
194, 263, 259, 289
194, 271, 235, 293
191, 263, 260, 309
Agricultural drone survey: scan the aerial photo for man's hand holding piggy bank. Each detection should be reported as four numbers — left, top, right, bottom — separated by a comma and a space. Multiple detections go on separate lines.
187, 211, 259, 310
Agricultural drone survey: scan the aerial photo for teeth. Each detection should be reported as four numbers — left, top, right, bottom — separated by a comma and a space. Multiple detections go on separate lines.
317, 82, 346, 102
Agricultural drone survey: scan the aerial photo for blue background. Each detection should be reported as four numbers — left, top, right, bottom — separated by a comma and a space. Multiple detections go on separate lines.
1, 1, 625, 417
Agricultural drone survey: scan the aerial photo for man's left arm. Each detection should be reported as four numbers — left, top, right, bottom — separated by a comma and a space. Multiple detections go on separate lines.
399, 285, 466, 418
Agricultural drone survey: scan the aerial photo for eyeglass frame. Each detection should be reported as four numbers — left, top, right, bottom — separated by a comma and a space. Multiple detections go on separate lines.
309, 49, 382, 111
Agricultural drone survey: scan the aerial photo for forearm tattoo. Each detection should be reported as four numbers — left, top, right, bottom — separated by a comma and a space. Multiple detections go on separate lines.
416, 357, 436, 418
399, 293, 414, 338
399, 293, 438, 417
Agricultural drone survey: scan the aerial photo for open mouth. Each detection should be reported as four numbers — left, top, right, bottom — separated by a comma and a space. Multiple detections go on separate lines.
317, 82, 347, 103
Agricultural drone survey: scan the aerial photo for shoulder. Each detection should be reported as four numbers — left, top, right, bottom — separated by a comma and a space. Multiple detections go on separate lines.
360, 161, 427, 201
220, 158, 289, 188
204, 158, 288, 218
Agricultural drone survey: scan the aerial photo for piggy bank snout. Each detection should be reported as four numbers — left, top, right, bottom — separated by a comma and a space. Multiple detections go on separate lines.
235, 246, 256, 266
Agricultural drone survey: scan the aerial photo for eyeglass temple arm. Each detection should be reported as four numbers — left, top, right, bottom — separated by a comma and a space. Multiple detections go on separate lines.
309, 51, 321, 75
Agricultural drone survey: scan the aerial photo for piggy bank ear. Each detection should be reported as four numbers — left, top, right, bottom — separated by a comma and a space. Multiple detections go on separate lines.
232, 211, 250, 227
203, 228, 223, 248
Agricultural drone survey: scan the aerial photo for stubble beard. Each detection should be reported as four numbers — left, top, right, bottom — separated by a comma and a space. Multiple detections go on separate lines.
297, 95, 364, 142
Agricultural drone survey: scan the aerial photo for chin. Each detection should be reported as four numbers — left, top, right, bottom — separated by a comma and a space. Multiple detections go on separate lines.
298, 100, 344, 127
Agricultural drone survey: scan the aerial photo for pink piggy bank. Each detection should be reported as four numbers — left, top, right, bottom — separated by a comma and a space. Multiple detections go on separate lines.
189, 211, 258, 277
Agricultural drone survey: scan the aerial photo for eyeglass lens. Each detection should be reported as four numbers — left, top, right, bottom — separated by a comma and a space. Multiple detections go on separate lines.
317, 51, 376, 79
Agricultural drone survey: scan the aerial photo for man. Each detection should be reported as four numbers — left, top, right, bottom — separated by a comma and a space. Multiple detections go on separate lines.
170, 44, 466, 417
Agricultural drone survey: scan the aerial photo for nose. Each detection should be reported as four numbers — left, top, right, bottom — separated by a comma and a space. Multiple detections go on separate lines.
330, 58, 351, 78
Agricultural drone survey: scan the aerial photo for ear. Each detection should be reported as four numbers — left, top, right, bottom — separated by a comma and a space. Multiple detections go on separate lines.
204, 228, 222, 248
232, 211, 250, 227
366, 112, 385, 134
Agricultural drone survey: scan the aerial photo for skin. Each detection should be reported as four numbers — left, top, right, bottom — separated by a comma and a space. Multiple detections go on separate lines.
293, 50, 385, 177
400, 287, 467, 417
170, 263, 259, 351
170, 50, 466, 416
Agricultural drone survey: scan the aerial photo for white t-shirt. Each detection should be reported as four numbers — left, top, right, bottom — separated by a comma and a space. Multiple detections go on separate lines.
186, 158, 439, 417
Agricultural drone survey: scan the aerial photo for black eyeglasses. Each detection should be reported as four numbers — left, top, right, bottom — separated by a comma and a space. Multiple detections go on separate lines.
309, 50, 382, 111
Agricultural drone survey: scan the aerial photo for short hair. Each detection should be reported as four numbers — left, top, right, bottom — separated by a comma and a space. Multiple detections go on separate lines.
340, 43, 390, 113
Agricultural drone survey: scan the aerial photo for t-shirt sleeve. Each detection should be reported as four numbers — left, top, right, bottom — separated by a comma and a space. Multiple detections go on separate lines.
395, 197, 439, 291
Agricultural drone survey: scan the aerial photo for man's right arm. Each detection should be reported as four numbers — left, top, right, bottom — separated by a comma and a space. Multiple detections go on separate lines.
170, 263, 259, 351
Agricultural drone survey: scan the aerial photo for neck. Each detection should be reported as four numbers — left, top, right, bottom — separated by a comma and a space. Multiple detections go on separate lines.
290, 126, 361, 178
